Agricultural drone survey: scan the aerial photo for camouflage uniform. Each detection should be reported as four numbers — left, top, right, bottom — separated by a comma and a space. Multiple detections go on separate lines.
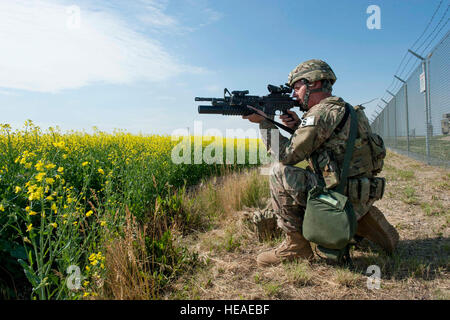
255, 60, 397, 267
259, 61, 385, 235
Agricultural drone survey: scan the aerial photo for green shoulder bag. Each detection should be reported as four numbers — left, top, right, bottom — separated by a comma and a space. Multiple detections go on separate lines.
302, 104, 358, 262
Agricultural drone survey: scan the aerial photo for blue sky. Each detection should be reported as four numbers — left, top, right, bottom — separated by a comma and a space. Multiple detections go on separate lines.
0, 0, 448, 137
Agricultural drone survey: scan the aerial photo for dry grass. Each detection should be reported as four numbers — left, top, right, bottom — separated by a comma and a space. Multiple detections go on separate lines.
96, 209, 156, 300
166, 151, 449, 300
189, 168, 270, 220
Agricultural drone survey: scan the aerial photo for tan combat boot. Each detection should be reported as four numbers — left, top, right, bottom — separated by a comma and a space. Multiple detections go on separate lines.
257, 232, 314, 267
356, 206, 399, 254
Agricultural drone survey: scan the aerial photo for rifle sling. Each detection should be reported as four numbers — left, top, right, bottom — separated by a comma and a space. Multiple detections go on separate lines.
259, 114, 295, 135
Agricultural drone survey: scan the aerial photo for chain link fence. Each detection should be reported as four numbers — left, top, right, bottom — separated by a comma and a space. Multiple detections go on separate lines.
371, 31, 450, 167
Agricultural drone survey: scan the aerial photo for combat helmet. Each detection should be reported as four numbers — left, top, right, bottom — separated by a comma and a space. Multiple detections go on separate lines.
287, 59, 337, 88
287, 59, 337, 110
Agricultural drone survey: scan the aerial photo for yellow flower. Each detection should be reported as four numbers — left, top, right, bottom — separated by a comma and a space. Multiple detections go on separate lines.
50, 222, 57, 228
91, 259, 98, 266
53, 141, 65, 148
29, 211, 37, 216
23, 237, 31, 244
57, 167, 64, 173
83, 292, 90, 297
45, 178, 55, 185
88, 253, 96, 261
62, 154, 67, 159
35, 172, 46, 182
85, 210, 93, 217
100, 220, 106, 227
46, 195, 54, 201
35, 161, 44, 171
85, 266, 90, 272
82, 161, 89, 167
26, 223, 33, 232
100, 263, 105, 269
98, 168, 104, 175
51, 203, 57, 213
73, 221, 78, 226
0, 204, 4, 212
45, 163, 56, 170
15, 186, 22, 193
83, 281, 89, 287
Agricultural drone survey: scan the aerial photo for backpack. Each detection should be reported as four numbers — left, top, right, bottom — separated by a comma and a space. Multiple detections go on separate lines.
354, 105, 386, 175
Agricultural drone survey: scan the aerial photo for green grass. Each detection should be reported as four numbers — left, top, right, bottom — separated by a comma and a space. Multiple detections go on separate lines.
262, 281, 282, 297
284, 260, 314, 286
402, 186, 419, 205
420, 200, 446, 216
333, 268, 360, 287
391, 135, 450, 163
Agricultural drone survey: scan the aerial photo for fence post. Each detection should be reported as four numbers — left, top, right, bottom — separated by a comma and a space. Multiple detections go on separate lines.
394, 75, 409, 154
408, 49, 430, 164
427, 54, 433, 155
387, 90, 397, 149
381, 99, 389, 146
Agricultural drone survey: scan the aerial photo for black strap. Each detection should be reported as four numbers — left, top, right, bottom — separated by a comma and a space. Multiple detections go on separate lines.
336, 104, 358, 194
334, 105, 350, 133
260, 115, 295, 135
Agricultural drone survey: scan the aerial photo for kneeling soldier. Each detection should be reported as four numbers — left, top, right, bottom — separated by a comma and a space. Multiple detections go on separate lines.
243, 59, 399, 267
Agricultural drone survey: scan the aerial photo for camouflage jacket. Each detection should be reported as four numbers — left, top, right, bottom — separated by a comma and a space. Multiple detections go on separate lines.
259, 96, 375, 183
259, 96, 384, 219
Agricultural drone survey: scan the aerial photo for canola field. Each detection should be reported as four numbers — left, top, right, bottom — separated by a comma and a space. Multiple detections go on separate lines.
0, 121, 264, 299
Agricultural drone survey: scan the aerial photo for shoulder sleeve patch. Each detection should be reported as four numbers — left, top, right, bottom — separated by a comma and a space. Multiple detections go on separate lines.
300, 116, 315, 127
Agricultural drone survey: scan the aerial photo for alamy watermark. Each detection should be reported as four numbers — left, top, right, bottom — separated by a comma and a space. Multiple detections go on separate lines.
66, 5, 81, 30
170, 121, 281, 175
66, 265, 85, 290
366, 265, 381, 290
366, 5, 381, 30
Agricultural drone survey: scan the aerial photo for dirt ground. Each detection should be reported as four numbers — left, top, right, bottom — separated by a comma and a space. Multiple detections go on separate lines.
166, 151, 449, 300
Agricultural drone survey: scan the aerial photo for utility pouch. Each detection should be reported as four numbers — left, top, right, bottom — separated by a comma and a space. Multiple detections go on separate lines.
368, 133, 386, 175
303, 186, 357, 250
317, 151, 340, 189
370, 177, 385, 200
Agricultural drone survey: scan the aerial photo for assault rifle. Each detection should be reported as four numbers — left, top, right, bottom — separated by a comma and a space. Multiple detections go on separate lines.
196, 84, 301, 134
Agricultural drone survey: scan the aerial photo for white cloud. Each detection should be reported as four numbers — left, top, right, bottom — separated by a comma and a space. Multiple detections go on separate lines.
0, 89, 18, 96
0, 0, 205, 93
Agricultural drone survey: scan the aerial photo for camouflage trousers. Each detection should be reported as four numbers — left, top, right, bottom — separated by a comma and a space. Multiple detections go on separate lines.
269, 163, 319, 234
269, 163, 377, 234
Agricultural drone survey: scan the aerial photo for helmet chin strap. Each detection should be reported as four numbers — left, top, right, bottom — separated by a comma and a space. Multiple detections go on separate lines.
300, 80, 331, 111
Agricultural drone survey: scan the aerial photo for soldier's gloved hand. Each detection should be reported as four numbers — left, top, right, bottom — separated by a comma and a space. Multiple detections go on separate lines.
280, 110, 300, 129
242, 106, 267, 123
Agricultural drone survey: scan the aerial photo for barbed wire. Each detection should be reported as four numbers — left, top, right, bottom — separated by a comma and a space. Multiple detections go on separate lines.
372, 1, 448, 122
